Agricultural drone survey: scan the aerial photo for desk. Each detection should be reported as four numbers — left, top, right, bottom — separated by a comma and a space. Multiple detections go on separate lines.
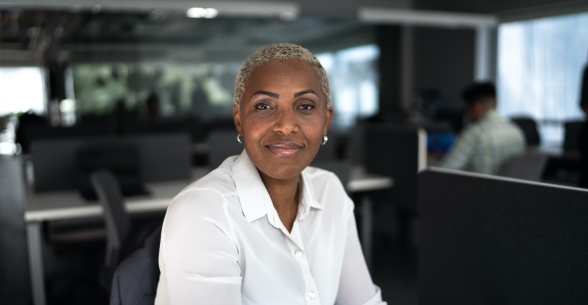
25, 166, 392, 305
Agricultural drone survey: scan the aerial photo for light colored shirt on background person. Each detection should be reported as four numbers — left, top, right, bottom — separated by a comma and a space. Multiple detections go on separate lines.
439, 110, 525, 175
155, 150, 386, 305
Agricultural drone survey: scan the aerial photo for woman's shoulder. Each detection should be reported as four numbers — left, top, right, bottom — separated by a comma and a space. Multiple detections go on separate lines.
168, 166, 240, 217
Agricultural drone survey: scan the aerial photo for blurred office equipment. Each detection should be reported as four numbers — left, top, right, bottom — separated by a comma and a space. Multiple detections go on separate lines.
32, 133, 191, 193
310, 160, 353, 188
207, 130, 243, 169
563, 120, 584, 153
119, 117, 189, 137
348, 123, 367, 165
510, 117, 541, 147
110, 227, 162, 305
497, 151, 548, 182
77, 145, 148, 200
91, 170, 130, 291
17, 115, 118, 154
0, 156, 31, 305
364, 124, 426, 212
419, 168, 588, 305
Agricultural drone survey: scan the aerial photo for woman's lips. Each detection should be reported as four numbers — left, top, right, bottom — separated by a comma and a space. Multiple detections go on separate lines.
266, 141, 302, 157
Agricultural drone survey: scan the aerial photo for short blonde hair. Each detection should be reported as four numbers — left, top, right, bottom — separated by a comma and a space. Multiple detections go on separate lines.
234, 43, 331, 108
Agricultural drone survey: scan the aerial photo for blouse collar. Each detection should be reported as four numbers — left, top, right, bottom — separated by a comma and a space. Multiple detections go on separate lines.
231, 150, 323, 227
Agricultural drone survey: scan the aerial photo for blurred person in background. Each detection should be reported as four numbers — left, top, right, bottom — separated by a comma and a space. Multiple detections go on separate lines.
578, 64, 588, 188
438, 82, 525, 175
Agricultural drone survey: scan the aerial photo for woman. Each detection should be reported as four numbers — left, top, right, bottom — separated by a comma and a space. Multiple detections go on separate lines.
155, 43, 385, 305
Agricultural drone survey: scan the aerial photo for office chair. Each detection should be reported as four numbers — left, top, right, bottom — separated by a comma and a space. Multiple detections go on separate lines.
510, 117, 541, 147
91, 170, 131, 291
498, 152, 548, 182
110, 226, 162, 305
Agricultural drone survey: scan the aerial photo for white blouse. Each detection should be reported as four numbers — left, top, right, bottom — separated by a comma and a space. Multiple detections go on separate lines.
155, 150, 386, 305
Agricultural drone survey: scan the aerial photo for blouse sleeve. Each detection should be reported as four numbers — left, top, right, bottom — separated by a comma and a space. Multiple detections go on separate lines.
157, 188, 242, 305
336, 206, 387, 305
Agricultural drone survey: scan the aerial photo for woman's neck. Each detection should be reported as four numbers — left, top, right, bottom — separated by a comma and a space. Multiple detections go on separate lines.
259, 172, 300, 232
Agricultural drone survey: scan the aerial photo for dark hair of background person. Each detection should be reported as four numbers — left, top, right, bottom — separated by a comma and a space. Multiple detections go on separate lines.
461, 82, 496, 106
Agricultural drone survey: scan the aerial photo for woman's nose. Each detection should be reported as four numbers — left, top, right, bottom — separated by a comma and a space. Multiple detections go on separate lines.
273, 108, 299, 135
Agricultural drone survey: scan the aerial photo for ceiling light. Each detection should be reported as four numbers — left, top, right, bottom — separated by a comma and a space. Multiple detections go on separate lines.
187, 7, 218, 19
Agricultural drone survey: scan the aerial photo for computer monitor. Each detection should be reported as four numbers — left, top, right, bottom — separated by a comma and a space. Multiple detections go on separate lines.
419, 167, 588, 304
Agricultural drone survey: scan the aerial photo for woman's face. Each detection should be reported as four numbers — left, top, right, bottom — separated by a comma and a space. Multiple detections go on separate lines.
234, 59, 333, 180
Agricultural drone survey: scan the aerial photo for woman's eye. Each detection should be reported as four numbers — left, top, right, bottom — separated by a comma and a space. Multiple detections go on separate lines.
255, 103, 271, 110
299, 104, 315, 110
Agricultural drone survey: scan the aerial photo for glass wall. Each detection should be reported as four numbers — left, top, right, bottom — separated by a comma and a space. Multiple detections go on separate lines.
70, 44, 380, 130
497, 12, 588, 146
72, 62, 240, 119
317, 44, 380, 130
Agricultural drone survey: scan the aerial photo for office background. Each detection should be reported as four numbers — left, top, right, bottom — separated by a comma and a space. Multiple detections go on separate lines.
1, 0, 588, 304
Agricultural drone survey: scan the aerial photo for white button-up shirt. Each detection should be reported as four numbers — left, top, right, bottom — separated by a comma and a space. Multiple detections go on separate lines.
155, 150, 386, 305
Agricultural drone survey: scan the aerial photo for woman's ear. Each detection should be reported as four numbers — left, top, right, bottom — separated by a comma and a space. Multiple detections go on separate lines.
323, 106, 333, 135
233, 105, 242, 134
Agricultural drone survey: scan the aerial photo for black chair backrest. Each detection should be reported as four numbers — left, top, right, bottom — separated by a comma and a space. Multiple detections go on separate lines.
510, 117, 540, 146
91, 170, 130, 290
498, 151, 548, 182
110, 227, 162, 305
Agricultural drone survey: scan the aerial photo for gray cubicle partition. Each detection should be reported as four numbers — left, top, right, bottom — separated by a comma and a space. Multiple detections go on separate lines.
0, 156, 31, 304
364, 124, 426, 211
31, 133, 192, 192
419, 168, 588, 305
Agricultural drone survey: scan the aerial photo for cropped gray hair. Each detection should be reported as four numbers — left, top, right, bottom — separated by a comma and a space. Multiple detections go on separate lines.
234, 43, 331, 108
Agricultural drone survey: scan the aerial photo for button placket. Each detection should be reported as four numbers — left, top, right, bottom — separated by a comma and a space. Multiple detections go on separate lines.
287, 222, 320, 304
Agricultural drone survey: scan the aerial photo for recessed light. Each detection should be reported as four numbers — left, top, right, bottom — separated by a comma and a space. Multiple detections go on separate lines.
187, 7, 218, 19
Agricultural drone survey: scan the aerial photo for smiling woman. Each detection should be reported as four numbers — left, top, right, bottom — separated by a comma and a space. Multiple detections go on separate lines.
155, 43, 386, 305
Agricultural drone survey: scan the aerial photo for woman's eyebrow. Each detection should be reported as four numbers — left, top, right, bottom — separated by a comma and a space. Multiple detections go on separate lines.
294, 89, 318, 98
250, 90, 279, 100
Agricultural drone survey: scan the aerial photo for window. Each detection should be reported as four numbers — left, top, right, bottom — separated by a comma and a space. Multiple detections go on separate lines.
316, 44, 380, 130
0, 67, 46, 115
497, 12, 588, 146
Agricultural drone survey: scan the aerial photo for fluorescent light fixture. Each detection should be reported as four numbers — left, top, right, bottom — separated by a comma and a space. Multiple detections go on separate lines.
187, 7, 218, 18
358, 7, 498, 28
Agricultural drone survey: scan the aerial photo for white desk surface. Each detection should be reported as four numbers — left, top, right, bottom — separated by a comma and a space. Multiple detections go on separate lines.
25, 166, 392, 223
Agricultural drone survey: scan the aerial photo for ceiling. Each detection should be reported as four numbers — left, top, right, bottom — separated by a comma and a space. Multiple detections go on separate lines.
0, 7, 373, 64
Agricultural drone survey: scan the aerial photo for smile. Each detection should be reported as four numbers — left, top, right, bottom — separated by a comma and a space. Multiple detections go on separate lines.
266, 141, 303, 157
